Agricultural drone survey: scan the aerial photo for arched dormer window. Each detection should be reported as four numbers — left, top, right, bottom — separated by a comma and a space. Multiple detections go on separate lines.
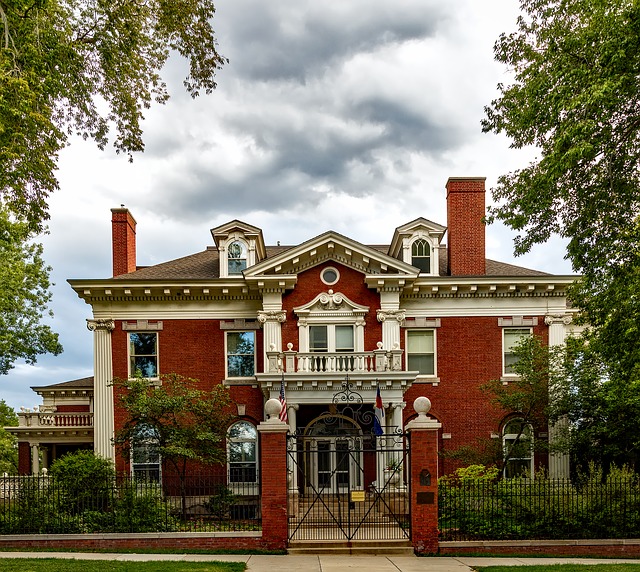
228, 241, 247, 275
411, 238, 431, 273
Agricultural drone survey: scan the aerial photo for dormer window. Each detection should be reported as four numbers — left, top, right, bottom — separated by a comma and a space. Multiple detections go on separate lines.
411, 239, 431, 273
228, 241, 247, 275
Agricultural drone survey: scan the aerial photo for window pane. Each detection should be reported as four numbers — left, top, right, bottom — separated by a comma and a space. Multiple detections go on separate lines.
408, 331, 434, 353
412, 256, 431, 273
335, 326, 354, 351
228, 259, 247, 274
228, 332, 254, 354
229, 421, 257, 440
309, 326, 328, 351
504, 329, 530, 351
131, 356, 157, 378
130, 333, 157, 355
228, 355, 254, 377
408, 354, 434, 375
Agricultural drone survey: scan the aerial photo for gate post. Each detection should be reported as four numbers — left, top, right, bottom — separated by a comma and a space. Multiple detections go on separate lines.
258, 398, 289, 550
406, 396, 441, 555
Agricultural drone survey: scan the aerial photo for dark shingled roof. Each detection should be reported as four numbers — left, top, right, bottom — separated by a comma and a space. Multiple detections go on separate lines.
32, 377, 94, 391
112, 243, 550, 281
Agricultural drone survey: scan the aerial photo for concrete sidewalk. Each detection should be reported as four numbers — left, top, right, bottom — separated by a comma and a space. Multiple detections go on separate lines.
1, 553, 640, 571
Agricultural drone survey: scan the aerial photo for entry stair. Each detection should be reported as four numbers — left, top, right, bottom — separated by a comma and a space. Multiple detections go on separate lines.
287, 539, 414, 556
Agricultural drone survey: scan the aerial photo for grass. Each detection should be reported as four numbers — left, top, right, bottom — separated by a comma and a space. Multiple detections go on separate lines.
0, 559, 245, 572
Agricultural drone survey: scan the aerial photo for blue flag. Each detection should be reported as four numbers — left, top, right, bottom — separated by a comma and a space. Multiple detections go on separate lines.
374, 385, 384, 436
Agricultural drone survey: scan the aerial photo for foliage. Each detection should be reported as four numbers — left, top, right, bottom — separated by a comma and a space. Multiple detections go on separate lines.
48, 449, 115, 513
204, 485, 237, 520
113, 373, 235, 517
0, 209, 62, 374
439, 465, 640, 541
440, 464, 500, 483
483, 0, 640, 472
0, 0, 226, 231
0, 559, 247, 571
0, 399, 18, 474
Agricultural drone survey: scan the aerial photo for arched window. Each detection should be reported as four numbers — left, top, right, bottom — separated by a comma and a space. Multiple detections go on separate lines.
502, 419, 534, 478
132, 424, 161, 481
228, 421, 258, 483
411, 239, 431, 273
228, 241, 247, 275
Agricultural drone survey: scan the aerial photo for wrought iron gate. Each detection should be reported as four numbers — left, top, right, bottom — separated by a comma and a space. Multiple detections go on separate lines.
287, 428, 410, 541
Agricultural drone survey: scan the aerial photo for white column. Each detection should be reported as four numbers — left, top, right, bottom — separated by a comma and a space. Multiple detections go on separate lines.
377, 309, 405, 351
88, 318, 116, 462
545, 313, 572, 479
258, 311, 286, 372
31, 444, 40, 474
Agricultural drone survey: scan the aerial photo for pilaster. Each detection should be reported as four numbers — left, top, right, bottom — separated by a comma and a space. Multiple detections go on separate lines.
88, 318, 115, 462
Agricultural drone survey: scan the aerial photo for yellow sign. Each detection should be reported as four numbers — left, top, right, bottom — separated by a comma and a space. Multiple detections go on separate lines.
351, 490, 365, 502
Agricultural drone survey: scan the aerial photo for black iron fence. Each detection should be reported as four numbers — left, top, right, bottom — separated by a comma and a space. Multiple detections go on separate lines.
0, 474, 261, 534
439, 477, 640, 541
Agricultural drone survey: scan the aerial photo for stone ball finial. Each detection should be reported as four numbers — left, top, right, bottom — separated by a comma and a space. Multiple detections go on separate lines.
376, 341, 383, 349
287, 342, 293, 350
413, 396, 432, 418
265, 398, 283, 422
269, 342, 276, 351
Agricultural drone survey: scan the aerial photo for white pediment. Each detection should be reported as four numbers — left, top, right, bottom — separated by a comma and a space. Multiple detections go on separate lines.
244, 231, 418, 278
293, 290, 370, 318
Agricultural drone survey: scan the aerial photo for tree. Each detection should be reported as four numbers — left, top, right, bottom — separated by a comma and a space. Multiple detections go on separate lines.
113, 373, 235, 516
0, 208, 62, 374
483, 0, 640, 471
1, 0, 227, 231
0, 399, 18, 474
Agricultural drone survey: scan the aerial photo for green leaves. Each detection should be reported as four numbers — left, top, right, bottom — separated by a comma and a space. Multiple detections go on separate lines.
0, 0, 226, 230
0, 207, 62, 374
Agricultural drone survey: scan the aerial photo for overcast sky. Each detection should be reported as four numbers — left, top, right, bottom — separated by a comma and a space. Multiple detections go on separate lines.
2, 0, 574, 409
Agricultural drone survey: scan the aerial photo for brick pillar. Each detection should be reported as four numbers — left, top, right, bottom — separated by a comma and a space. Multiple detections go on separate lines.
406, 396, 441, 555
258, 399, 289, 550
18, 442, 31, 475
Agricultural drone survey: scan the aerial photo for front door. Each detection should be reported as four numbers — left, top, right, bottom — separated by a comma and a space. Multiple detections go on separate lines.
310, 437, 362, 493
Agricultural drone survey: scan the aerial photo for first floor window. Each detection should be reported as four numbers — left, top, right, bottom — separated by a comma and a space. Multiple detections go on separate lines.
129, 332, 158, 378
132, 424, 161, 481
503, 328, 532, 375
407, 330, 435, 376
227, 331, 255, 377
228, 421, 258, 483
503, 419, 534, 479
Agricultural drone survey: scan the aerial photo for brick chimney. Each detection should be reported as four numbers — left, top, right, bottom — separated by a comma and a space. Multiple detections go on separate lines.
111, 208, 137, 277
446, 177, 486, 276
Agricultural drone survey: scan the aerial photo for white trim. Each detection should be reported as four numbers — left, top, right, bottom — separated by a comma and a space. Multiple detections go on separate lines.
127, 331, 159, 381
320, 266, 340, 286
405, 329, 437, 378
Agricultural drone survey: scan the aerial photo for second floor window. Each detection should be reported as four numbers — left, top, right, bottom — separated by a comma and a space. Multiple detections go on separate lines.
309, 325, 354, 353
129, 332, 158, 378
406, 330, 435, 376
227, 331, 255, 377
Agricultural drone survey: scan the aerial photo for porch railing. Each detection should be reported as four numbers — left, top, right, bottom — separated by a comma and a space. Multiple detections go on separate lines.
16, 412, 93, 428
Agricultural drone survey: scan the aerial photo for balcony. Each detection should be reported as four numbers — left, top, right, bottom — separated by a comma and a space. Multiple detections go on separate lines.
266, 344, 404, 374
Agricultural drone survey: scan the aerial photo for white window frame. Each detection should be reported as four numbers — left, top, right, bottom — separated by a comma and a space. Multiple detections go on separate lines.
131, 423, 161, 482
502, 418, 534, 479
227, 240, 248, 276
227, 421, 259, 488
411, 238, 431, 273
502, 327, 532, 377
128, 332, 159, 380
405, 329, 436, 378
225, 331, 256, 378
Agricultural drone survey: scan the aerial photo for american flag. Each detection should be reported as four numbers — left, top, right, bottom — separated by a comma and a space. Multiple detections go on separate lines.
279, 376, 288, 423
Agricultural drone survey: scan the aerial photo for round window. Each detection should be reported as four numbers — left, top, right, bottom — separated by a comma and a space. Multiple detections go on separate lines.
321, 267, 339, 285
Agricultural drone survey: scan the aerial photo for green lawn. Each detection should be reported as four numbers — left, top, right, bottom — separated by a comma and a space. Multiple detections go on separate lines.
478, 566, 640, 572
0, 559, 245, 572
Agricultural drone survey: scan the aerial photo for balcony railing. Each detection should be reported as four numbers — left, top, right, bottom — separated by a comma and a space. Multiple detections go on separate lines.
17, 412, 94, 428
266, 346, 404, 374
